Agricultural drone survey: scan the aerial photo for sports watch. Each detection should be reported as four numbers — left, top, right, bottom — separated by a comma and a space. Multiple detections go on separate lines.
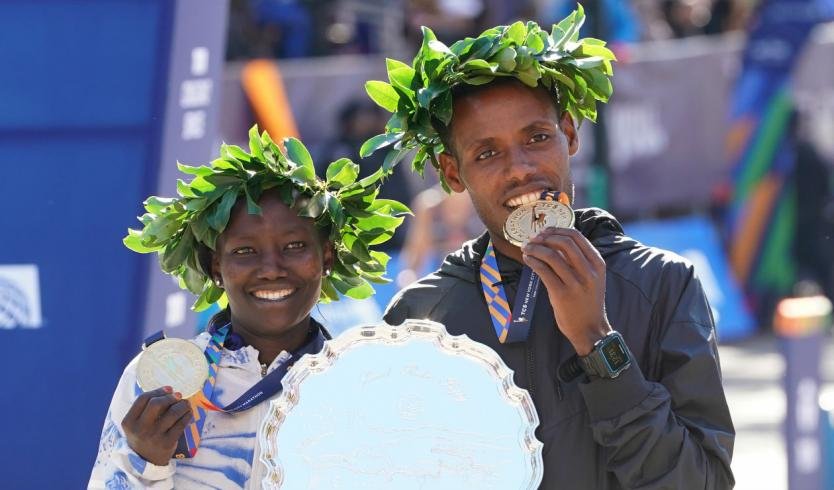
577, 330, 632, 379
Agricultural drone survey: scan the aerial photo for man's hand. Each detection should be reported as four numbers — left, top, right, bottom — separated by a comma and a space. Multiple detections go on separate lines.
522, 227, 611, 355
121, 386, 194, 466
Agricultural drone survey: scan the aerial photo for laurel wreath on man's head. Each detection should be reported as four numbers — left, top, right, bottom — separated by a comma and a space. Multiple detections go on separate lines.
360, 6, 616, 187
124, 126, 410, 311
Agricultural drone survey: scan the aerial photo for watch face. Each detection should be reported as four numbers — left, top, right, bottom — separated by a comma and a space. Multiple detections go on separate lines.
602, 337, 630, 371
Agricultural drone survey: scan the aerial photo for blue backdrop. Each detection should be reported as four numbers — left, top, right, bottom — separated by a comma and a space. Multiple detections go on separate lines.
0, 2, 224, 488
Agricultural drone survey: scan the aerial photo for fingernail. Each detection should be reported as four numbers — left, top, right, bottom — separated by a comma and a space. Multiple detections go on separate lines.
174, 392, 183, 400
163, 386, 173, 393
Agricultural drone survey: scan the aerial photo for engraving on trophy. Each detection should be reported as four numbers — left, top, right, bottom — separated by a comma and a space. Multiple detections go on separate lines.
259, 320, 543, 489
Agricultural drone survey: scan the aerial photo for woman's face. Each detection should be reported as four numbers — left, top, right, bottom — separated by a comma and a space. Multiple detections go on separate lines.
212, 191, 332, 342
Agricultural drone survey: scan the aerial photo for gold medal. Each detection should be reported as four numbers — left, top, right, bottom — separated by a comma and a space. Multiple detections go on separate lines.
136, 338, 208, 398
504, 199, 574, 247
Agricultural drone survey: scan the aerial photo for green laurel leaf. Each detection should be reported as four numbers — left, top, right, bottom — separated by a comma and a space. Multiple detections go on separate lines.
124, 124, 406, 310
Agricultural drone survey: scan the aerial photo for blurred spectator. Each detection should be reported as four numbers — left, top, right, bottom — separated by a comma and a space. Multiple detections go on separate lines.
226, 0, 272, 59
538, 0, 641, 44
227, 0, 338, 59
397, 185, 484, 287
405, 0, 486, 46
250, 0, 314, 58
703, 0, 754, 34
320, 99, 416, 250
481, 0, 538, 26
662, 0, 713, 37
663, 0, 757, 38
631, 0, 675, 40
790, 110, 834, 298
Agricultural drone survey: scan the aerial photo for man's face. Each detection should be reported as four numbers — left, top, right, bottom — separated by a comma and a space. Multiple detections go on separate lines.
439, 81, 579, 254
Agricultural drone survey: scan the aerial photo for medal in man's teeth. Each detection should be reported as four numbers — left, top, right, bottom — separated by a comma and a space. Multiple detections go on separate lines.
504, 191, 574, 247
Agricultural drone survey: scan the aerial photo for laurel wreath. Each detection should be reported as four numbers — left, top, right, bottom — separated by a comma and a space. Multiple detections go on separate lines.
361, 6, 615, 185
124, 126, 410, 311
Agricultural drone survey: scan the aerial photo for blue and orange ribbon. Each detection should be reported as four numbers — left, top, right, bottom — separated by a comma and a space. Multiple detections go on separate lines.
480, 191, 569, 343
162, 323, 325, 459
480, 242, 515, 343
174, 325, 229, 458
480, 242, 543, 344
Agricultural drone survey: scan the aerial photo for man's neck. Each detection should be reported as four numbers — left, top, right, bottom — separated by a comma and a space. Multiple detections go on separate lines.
488, 231, 524, 263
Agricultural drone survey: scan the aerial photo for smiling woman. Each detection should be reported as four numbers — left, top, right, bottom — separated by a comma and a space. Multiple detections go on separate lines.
209, 191, 333, 366
88, 127, 408, 489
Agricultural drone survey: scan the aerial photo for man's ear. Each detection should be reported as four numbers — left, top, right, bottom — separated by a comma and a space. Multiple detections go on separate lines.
438, 152, 466, 193
560, 112, 580, 156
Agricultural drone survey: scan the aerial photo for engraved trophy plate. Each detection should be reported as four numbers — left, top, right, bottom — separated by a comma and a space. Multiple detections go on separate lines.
504, 199, 575, 247
259, 319, 543, 489
136, 338, 208, 399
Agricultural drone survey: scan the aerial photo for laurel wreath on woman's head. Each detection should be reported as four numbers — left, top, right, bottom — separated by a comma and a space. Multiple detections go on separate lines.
124, 126, 410, 311
360, 6, 616, 185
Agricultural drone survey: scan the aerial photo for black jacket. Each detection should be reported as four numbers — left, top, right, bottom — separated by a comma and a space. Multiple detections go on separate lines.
384, 208, 735, 489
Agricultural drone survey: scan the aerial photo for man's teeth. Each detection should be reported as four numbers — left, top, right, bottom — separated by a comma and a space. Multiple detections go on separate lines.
252, 289, 294, 300
506, 191, 544, 208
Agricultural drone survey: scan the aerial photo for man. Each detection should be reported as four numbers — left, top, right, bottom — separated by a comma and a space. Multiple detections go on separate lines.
364, 7, 734, 489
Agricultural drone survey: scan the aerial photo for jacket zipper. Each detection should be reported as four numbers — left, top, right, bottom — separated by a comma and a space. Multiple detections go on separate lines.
526, 341, 537, 399
554, 328, 564, 401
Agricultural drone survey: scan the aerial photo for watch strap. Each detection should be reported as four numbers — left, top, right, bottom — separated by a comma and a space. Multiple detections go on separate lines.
579, 348, 610, 378
559, 331, 632, 381
558, 354, 584, 383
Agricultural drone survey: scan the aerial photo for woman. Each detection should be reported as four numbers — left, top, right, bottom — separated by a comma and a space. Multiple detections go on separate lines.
89, 128, 406, 489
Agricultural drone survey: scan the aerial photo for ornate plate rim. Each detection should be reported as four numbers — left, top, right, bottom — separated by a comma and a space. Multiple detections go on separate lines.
258, 318, 544, 489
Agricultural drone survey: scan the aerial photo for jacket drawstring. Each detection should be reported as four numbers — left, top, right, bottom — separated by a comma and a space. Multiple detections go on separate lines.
555, 329, 565, 401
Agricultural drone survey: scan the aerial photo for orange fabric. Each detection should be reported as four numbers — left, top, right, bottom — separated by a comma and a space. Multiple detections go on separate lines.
241, 59, 299, 141
730, 175, 781, 284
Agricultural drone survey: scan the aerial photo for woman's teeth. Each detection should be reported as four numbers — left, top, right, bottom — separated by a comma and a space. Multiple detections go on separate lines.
252, 289, 294, 301
506, 190, 545, 208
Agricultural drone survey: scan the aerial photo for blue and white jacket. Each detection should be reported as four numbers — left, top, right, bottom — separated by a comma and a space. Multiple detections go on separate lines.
89, 328, 314, 489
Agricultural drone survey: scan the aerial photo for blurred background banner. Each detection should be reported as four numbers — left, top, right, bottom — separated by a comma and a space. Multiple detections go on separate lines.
724, 0, 830, 316
140, 0, 229, 341
0, 1, 227, 487
218, 32, 834, 218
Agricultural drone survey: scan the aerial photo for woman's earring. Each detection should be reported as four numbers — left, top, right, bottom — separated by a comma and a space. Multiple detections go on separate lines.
323, 268, 331, 276
214, 277, 223, 287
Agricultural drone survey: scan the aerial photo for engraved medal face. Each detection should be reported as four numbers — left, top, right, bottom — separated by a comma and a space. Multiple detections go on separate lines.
504, 200, 575, 247
136, 338, 208, 398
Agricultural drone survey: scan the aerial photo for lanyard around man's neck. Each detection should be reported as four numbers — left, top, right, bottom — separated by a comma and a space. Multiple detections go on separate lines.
479, 241, 541, 344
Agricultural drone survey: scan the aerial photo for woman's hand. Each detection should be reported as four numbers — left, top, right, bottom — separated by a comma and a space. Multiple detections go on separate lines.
121, 386, 194, 466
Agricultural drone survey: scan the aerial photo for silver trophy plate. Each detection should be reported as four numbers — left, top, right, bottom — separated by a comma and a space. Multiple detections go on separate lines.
259, 319, 543, 489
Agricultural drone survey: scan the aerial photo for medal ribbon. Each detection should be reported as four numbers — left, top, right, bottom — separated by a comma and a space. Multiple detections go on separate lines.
173, 323, 326, 459
480, 191, 569, 343
480, 242, 541, 343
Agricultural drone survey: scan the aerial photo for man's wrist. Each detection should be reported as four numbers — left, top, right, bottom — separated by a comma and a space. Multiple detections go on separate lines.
567, 326, 612, 356
577, 330, 632, 380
